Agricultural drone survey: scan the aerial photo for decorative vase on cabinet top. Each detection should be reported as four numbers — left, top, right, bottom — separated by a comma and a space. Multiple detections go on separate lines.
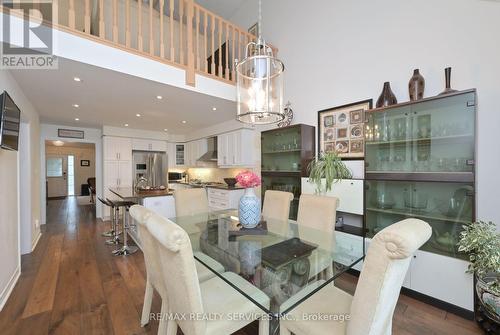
408, 69, 425, 101
439, 67, 458, 95
376, 82, 398, 108
238, 188, 261, 228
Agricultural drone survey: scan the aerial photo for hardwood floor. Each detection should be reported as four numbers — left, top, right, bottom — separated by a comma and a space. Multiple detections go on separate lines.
0, 197, 483, 335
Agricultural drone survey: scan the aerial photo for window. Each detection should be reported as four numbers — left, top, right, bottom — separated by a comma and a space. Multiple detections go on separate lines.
46, 158, 63, 177
67, 155, 74, 196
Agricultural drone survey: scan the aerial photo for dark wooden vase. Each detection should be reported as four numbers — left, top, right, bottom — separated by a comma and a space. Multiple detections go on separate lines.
439, 67, 458, 95
408, 69, 425, 101
376, 82, 398, 108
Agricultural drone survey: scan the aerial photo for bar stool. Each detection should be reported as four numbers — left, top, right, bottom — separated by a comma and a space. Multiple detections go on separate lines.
105, 198, 122, 245
107, 200, 138, 256
97, 197, 116, 238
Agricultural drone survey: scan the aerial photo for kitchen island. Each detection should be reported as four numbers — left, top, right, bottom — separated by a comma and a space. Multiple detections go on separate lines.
109, 186, 176, 247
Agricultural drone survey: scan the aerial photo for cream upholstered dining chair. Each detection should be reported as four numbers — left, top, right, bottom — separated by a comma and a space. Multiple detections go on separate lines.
146, 212, 271, 335
296, 194, 338, 279
129, 205, 224, 333
174, 188, 209, 217
262, 190, 294, 222
280, 218, 432, 335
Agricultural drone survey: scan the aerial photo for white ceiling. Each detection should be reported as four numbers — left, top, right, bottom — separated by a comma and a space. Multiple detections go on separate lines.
9, 57, 237, 134
195, 0, 248, 20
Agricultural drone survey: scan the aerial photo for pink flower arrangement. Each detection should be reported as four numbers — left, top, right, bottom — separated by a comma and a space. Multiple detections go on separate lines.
235, 170, 261, 188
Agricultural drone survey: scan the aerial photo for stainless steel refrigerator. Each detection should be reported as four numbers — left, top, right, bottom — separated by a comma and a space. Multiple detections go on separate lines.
132, 151, 168, 188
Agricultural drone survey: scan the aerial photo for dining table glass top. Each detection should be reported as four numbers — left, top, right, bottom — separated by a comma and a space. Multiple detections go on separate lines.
170, 209, 365, 316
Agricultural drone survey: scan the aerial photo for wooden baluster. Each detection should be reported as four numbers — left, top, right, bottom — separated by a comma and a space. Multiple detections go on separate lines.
224, 23, 229, 80
218, 18, 222, 78
112, 0, 118, 42
149, 0, 154, 55
237, 29, 241, 66
195, 6, 200, 70
138, 0, 143, 51
84, 0, 90, 33
185, 0, 195, 85
231, 25, 235, 81
169, 0, 174, 61
68, 0, 75, 29
179, 0, 184, 64
210, 14, 214, 75
126, 0, 131, 47
99, 0, 105, 38
52, 0, 59, 30
159, 0, 165, 58
203, 11, 207, 73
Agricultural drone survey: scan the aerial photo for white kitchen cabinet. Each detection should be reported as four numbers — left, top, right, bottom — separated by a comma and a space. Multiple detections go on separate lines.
217, 129, 255, 167
132, 138, 167, 152
301, 178, 364, 215
168, 142, 186, 168
207, 188, 244, 210
103, 136, 132, 161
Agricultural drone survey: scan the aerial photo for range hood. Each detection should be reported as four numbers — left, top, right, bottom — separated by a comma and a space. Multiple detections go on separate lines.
197, 136, 218, 162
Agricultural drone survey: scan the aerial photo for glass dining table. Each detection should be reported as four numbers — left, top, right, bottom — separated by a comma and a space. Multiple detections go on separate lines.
170, 209, 365, 334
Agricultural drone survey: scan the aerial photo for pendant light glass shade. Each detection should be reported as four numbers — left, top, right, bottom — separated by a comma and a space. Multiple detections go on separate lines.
235, 39, 285, 124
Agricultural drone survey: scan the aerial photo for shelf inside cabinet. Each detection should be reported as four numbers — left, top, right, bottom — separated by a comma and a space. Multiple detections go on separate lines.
365, 134, 474, 146
262, 149, 302, 154
366, 207, 471, 225
335, 224, 365, 236
365, 172, 474, 183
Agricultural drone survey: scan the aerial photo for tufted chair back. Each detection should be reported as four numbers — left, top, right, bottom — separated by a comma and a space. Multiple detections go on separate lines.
129, 205, 168, 298
262, 190, 294, 222
146, 213, 206, 335
174, 188, 209, 217
347, 218, 431, 335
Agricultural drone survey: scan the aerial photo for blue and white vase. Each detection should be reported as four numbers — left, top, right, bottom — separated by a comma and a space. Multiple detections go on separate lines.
239, 188, 261, 228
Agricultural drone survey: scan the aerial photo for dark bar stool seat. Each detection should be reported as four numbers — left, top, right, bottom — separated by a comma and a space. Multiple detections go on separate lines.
97, 197, 117, 239
107, 199, 138, 256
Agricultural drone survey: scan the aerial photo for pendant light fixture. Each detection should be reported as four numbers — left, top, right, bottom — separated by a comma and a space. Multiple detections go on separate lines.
235, 0, 285, 124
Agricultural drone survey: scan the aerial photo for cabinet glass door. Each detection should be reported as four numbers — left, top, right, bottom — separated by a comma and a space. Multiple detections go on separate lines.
261, 127, 302, 173
262, 175, 300, 219
365, 92, 475, 175
365, 180, 473, 259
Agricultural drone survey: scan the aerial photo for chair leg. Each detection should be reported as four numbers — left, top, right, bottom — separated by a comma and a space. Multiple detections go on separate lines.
258, 315, 269, 335
157, 299, 169, 335
141, 279, 154, 327
165, 319, 177, 335
280, 324, 292, 335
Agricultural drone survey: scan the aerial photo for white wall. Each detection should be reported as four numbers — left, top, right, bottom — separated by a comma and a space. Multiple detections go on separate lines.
40, 124, 103, 221
0, 70, 41, 310
231, 0, 500, 227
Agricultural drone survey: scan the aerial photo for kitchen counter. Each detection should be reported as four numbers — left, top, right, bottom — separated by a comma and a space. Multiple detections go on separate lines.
173, 181, 245, 190
109, 186, 174, 201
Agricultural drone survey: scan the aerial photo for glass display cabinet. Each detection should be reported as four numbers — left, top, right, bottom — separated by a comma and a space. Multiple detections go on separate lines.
364, 89, 476, 259
261, 124, 315, 219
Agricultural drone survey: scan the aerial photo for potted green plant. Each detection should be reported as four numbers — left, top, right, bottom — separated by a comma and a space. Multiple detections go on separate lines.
307, 151, 352, 194
458, 221, 500, 323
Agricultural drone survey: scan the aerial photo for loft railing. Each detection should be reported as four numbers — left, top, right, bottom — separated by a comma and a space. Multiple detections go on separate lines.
2, 0, 277, 86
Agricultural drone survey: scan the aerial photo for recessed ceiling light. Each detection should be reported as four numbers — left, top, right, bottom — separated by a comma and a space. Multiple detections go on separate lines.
181, 120, 187, 124
124, 123, 129, 127
136, 113, 141, 117
212, 107, 217, 111
74, 118, 79, 121
163, 128, 168, 132
73, 77, 81, 82
157, 95, 163, 100
73, 104, 79, 108
53, 140, 64, 146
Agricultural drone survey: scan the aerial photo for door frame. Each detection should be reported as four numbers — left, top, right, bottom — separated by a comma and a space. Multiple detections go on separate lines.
40, 125, 103, 224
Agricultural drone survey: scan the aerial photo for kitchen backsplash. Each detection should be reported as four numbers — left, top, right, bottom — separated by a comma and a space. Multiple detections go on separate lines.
186, 167, 253, 183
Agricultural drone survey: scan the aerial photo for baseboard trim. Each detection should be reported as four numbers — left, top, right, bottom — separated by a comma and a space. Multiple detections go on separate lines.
31, 231, 42, 252
0, 266, 21, 312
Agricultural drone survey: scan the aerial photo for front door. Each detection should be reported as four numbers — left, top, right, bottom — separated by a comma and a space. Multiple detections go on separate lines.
46, 154, 67, 198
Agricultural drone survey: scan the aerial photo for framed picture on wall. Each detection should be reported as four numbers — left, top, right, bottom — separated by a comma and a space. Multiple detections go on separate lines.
317, 99, 372, 159
80, 160, 90, 167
